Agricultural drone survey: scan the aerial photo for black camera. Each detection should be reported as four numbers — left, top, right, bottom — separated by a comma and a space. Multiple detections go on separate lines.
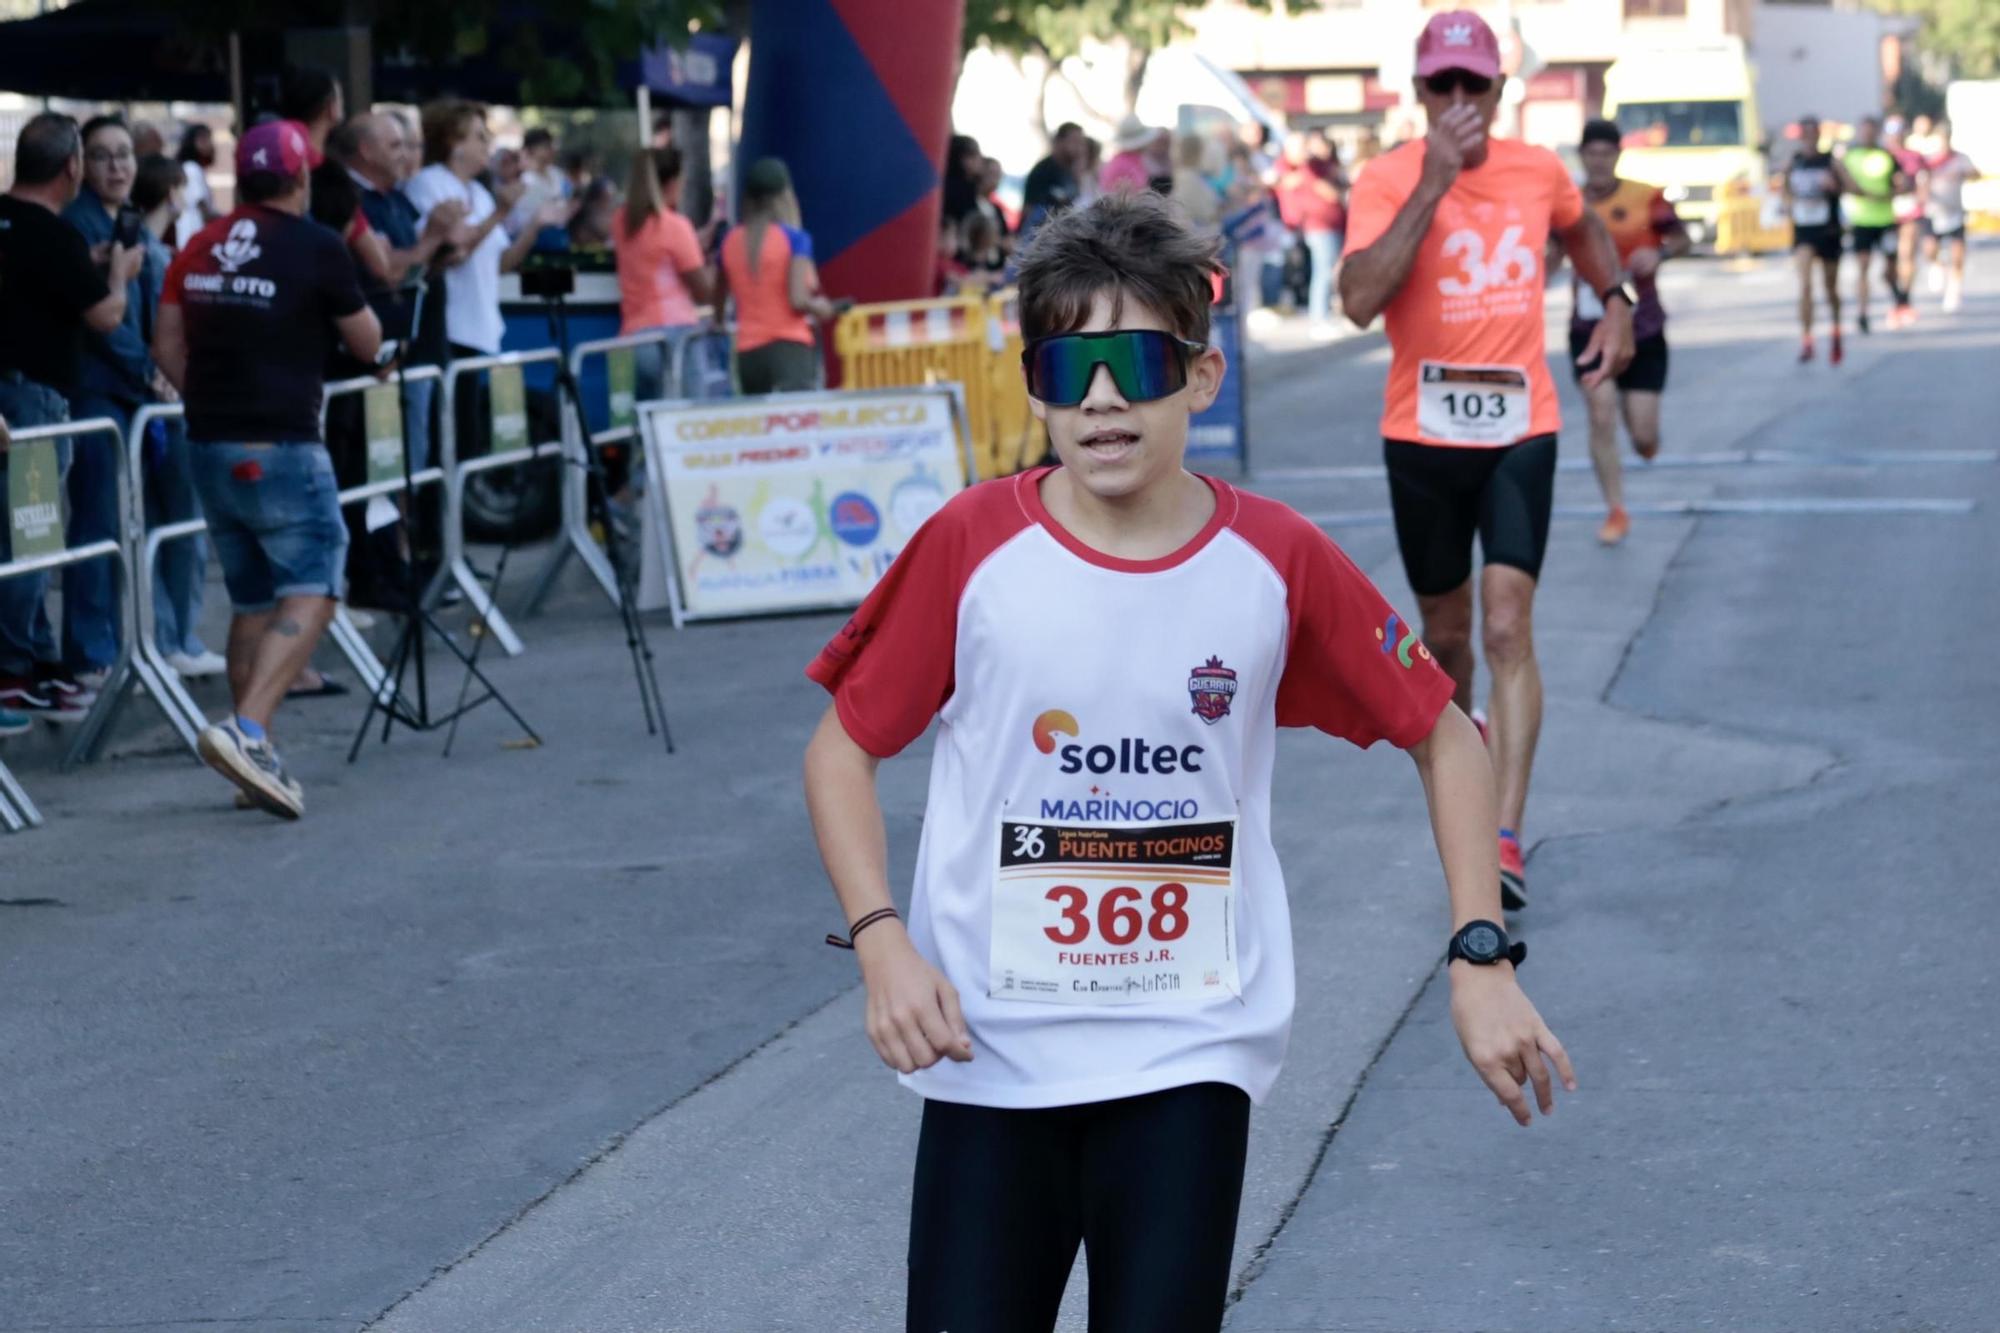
519, 265, 576, 300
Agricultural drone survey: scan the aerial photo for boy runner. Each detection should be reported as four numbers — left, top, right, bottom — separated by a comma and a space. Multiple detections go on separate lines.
1339, 11, 1634, 911
1782, 116, 1856, 364
804, 192, 1573, 1331
1843, 116, 1910, 334
1571, 118, 1690, 546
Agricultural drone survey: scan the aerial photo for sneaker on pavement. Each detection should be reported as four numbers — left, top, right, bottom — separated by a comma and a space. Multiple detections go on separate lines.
1857, 312, 1871, 335
1928, 265, 1946, 295
197, 718, 304, 820
34, 663, 97, 708
1942, 282, 1962, 314
1830, 333, 1844, 367
0, 676, 55, 713
166, 649, 228, 678
0, 706, 30, 737
1499, 832, 1528, 912
1597, 505, 1632, 546
1798, 336, 1814, 363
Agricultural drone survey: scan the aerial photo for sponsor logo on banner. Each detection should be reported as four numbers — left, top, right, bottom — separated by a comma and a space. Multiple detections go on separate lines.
694, 486, 743, 559
828, 491, 881, 547
757, 496, 818, 559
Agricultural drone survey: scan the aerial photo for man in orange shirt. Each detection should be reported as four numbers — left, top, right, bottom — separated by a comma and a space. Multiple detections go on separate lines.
1341, 10, 1633, 913
1572, 118, 1690, 546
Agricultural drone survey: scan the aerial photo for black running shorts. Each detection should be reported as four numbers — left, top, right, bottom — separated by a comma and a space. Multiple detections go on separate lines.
1793, 224, 1844, 262
906, 1082, 1250, 1333
1384, 434, 1558, 597
1568, 328, 1669, 394
1850, 224, 1894, 254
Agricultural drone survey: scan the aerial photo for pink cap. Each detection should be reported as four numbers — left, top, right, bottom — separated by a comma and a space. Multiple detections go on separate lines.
1415, 11, 1503, 81
235, 119, 311, 183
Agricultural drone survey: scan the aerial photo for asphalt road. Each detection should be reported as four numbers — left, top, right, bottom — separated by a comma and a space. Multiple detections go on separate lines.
1, 246, 1993, 1331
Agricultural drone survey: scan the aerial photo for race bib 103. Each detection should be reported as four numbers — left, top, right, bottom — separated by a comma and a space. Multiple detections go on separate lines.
1418, 361, 1530, 445
990, 817, 1240, 1006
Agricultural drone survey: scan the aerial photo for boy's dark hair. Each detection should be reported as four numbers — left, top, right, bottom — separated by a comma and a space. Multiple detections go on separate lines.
14, 112, 81, 186
132, 153, 182, 213
1015, 192, 1223, 344
523, 127, 555, 152
1579, 118, 1621, 150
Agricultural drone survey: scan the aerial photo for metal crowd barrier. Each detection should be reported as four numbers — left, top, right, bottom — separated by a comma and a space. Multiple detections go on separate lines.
834, 295, 1001, 476
525, 330, 670, 616
427, 347, 569, 657
120, 368, 449, 759
984, 288, 1044, 477
0, 417, 135, 831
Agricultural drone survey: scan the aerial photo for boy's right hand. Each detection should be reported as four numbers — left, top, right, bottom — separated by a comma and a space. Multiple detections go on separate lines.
856, 925, 973, 1073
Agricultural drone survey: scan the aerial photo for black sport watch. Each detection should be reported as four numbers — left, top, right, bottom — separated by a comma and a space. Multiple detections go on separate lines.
1599, 282, 1637, 311
1448, 919, 1526, 968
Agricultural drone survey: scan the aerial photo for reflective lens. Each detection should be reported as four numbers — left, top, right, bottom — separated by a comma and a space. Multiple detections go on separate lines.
1022, 330, 1205, 406
1424, 70, 1493, 97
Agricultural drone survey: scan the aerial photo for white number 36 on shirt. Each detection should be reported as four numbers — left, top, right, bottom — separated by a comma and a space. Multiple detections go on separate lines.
1438, 225, 1539, 297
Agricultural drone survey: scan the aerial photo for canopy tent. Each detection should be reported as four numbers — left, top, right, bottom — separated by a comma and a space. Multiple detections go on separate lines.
0, 0, 732, 110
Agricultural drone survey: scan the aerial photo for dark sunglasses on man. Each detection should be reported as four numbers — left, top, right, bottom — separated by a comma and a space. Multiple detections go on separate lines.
1020, 329, 1209, 407
1424, 70, 1494, 96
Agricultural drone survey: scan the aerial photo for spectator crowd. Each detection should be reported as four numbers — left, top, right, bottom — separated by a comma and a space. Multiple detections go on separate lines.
0, 68, 837, 746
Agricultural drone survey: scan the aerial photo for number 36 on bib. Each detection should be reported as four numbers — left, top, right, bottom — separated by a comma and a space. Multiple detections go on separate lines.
991, 817, 1241, 1006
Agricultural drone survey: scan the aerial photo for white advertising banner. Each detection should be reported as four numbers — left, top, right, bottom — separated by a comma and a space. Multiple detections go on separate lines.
639, 387, 970, 621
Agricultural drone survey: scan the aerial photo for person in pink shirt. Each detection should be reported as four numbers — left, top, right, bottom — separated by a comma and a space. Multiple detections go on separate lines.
611, 146, 716, 399
1101, 116, 1169, 197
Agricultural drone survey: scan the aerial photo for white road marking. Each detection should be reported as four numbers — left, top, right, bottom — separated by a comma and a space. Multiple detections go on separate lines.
1306, 496, 1977, 528
1256, 449, 1997, 484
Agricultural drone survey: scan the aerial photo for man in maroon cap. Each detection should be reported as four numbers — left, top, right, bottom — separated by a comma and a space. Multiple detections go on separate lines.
1341, 10, 1633, 913
153, 120, 382, 819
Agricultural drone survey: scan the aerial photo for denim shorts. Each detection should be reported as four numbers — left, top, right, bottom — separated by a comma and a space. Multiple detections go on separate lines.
189, 442, 348, 612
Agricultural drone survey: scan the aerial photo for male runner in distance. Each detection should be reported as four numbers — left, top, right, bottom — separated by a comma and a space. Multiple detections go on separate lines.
1571, 118, 1690, 546
1341, 10, 1633, 910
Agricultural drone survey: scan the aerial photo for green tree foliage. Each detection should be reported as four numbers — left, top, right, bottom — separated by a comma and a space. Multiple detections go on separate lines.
965, 0, 1308, 119
1863, 0, 2000, 82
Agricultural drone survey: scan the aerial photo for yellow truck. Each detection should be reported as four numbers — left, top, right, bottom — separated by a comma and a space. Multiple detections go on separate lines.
1603, 38, 1789, 254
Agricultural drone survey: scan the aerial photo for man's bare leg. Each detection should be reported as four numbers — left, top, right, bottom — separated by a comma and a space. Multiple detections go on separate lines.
234, 595, 339, 730
1415, 580, 1476, 716
1584, 377, 1623, 512
1480, 564, 1541, 837
1622, 390, 1663, 462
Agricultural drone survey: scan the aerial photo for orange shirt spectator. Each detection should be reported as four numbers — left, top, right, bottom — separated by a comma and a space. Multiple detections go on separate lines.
717, 157, 838, 395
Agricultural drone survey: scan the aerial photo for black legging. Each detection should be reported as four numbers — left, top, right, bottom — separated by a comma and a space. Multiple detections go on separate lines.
907, 1082, 1250, 1333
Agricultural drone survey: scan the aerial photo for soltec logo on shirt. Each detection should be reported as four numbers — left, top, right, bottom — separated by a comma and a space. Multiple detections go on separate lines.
1030, 709, 1204, 776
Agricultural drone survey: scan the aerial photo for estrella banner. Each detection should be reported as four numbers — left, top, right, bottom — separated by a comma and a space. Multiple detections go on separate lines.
7, 439, 63, 561
639, 387, 970, 621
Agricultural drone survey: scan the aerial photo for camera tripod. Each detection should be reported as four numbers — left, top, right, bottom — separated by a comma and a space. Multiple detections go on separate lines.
535, 287, 673, 753
348, 277, 539, 762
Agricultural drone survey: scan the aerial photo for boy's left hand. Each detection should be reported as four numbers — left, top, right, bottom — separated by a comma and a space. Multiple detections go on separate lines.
1449, 963, 1575, 1126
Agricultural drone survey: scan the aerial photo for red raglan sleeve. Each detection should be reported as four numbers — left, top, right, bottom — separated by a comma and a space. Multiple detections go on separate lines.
805, 480, 1028, 758
1237, 494, 1456, 748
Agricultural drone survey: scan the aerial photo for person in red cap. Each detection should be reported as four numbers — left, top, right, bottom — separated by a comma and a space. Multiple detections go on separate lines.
1341, 9, 1634, 914
152, 119, 384, 819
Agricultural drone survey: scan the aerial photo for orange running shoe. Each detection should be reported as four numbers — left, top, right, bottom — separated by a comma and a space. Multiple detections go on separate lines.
1499, 831, 1527, 911
1597, 505, 1631, 546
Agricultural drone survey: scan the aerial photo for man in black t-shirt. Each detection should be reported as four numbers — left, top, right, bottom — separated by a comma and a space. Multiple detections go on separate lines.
1021, 122, 1087, 239
0, 112, 142, 719
153, 121, 381, 820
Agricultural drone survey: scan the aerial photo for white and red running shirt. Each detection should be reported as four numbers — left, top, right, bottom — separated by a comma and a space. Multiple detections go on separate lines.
808, 468, 1455, 1109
